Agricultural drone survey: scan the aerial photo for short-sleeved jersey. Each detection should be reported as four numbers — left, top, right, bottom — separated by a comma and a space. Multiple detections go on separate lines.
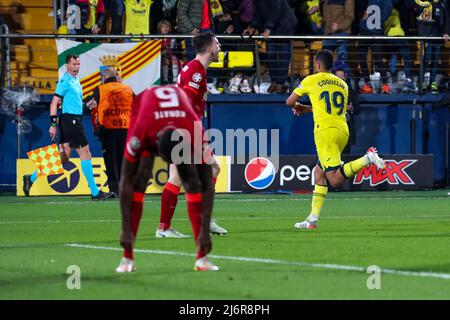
55, 72, 83, 115
294, 72, 349, 135
125, 0, 152, 35
124, 85, 203, 162
176, 59, 207, 118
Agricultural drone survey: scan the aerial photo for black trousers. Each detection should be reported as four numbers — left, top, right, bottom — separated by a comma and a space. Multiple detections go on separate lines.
99, 128, 127, 194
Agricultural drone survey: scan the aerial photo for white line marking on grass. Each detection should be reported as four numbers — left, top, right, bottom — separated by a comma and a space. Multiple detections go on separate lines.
6, 195, 448, 206
0, 217, 294, 225
17, 198, 310, 205
65, 243, 450, 280
2, 215, 450, 225
0, 219, 123, 224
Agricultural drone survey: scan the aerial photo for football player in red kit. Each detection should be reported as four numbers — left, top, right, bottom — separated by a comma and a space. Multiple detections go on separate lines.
117, 85, 219, 272
156, 32, 228, 238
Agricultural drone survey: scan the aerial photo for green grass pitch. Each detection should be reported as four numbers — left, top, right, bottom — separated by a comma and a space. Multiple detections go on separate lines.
1, 190, 450, 299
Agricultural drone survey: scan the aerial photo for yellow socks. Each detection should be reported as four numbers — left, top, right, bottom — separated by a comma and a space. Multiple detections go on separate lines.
342, 155, 369, 178
309, 184, 328, 221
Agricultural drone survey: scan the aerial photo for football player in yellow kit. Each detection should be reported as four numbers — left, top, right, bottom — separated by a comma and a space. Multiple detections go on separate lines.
286, 49, 386, 229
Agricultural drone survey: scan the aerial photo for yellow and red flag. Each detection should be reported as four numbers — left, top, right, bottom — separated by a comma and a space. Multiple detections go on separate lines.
56, 39, 162, 98
26, 144, 64, 177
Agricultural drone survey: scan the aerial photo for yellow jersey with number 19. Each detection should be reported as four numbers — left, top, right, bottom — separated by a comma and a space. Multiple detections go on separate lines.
293, 72, 349, 135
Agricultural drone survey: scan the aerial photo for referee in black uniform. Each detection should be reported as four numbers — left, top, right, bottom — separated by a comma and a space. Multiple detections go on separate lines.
23, 55, 114, 200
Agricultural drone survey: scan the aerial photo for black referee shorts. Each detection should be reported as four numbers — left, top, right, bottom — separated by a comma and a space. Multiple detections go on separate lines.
59, 114, 89, 148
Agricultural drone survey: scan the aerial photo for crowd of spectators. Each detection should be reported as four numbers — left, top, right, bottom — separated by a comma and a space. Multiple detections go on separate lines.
61, 0, 450, 94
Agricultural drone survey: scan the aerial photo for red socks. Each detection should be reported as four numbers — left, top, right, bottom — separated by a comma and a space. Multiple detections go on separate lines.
160, 180, 214, 260
159, 182, 180, 230
124, 192, 144, 260
186, 193, 203, 259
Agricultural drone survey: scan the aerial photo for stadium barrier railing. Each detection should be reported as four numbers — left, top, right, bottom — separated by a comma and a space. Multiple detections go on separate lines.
1, 34, 450, 191
1, 33, 450, 96
0, 23, 11, 89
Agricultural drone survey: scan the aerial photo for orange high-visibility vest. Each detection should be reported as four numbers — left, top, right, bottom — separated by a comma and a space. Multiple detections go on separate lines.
98, 81, 133, 129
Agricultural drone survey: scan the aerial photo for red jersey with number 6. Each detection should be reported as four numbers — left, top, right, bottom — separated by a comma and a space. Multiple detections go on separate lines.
176, 59, 207, 118
124, 85, 203, 162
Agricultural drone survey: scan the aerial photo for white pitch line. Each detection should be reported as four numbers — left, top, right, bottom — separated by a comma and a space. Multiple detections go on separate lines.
65, 243, 450, 281
0, 199, 289, 206
6, 198, 307, 205
3, 196, 447, 206
2, 214, 450, 225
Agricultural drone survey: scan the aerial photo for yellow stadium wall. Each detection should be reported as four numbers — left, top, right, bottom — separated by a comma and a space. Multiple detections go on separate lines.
17, 156, 230, 196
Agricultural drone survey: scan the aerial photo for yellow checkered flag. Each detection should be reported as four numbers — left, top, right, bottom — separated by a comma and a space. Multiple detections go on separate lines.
26, 144, 64, 177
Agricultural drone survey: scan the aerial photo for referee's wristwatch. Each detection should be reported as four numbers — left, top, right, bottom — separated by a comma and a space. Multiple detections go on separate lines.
50, 115, 58, 127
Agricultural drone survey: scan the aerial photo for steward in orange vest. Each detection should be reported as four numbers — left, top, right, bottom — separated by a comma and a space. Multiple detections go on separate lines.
86, 67, 134, 195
